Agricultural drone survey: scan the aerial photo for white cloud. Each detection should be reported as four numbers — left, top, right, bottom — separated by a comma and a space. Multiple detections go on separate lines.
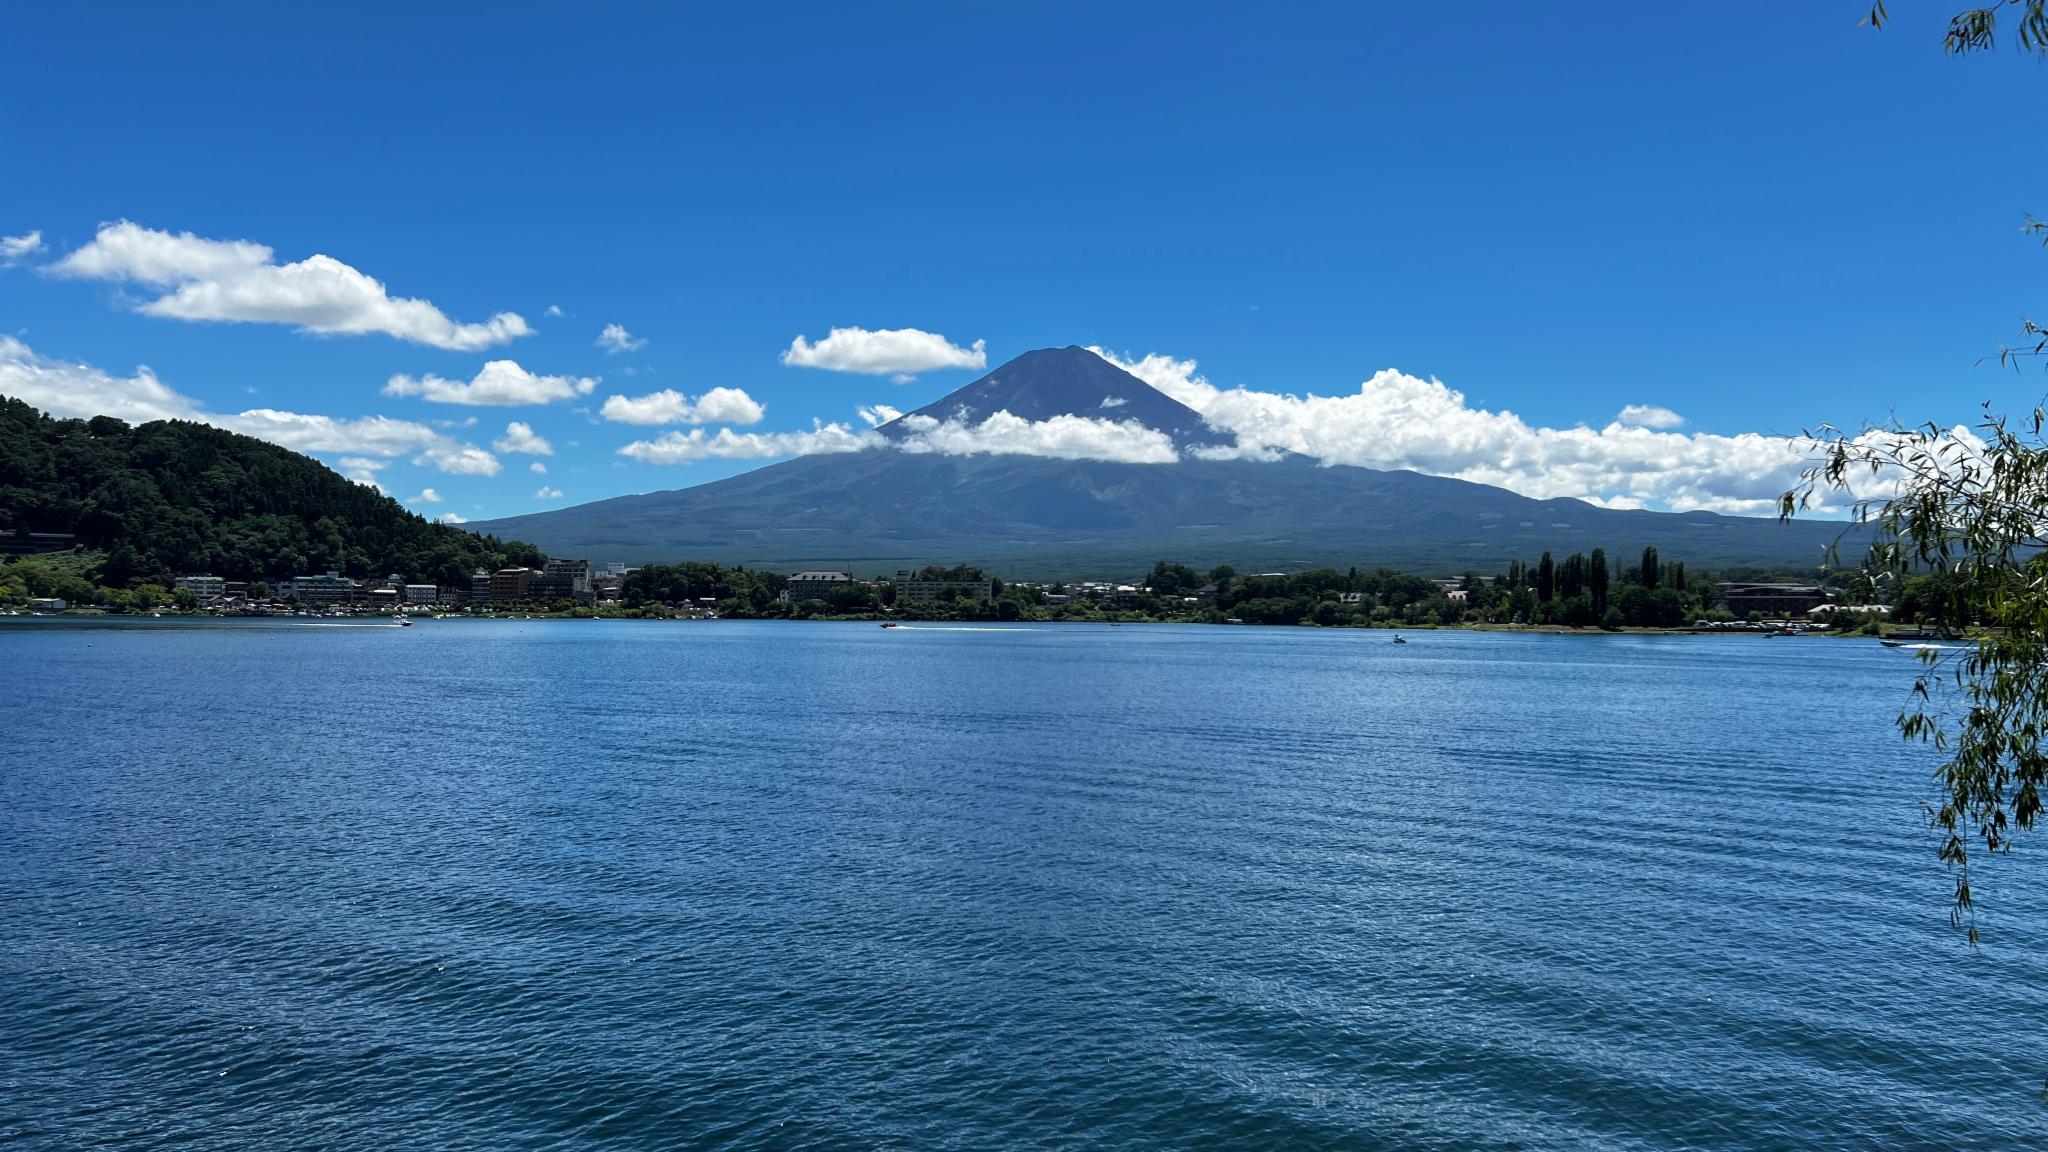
383, 360, 596, 406
435, 512, 469, 524
215, 408, 438, 456
408, 488, 442, 504
50, 221, 531, 350
618, 421, 879, 464
535, 485, 563, 499
1092, 347, 1851, 516
894, 411, 1179, 464
599, 386, 764, 426
1617, 404, 1685, 430
596, 323, 647, 354
229, 410, 503, 477
781, 326, 987, 376
1, 230, 44, 266
415, 442, 502, 476
492, 420, 553, 455
0, 338, 509, 479
544, 304, 564, 318
1099, 396, 1128, 409
0, 334, 201, 423
615, 402, 1179, 467
529, 461, 548, 474
337, 457, 388, 491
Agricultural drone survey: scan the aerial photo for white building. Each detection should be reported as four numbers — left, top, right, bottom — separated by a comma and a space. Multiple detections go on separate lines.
403, 584, 440, 605
785, 571, 853, 602
542, 557, 592, 597
292, 572, 356, 607
894, 570, 993, 607
174, 574, 226, 599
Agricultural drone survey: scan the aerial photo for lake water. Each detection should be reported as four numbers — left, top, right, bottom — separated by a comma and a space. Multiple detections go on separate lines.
2, 619, 2044, 1149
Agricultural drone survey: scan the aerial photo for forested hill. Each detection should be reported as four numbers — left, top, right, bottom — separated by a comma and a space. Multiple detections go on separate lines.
0, 397, 542, 586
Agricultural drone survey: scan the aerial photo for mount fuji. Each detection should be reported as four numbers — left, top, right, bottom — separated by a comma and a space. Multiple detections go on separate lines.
473, 346, 1844, 577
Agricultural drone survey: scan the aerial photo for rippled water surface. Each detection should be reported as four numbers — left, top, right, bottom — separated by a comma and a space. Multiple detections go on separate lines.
3, 619, 2045, 1149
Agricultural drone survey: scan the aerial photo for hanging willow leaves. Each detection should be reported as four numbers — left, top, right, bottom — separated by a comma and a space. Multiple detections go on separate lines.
1866, 1, 2048, 56
1786, 408, 2048, 942
1808, 0, 2048, 942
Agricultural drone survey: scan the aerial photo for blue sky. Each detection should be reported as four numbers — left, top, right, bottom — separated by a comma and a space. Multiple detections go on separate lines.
1, 3, 2041, 520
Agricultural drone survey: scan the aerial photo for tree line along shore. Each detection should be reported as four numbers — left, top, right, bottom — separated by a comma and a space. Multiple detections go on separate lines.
7, 550, 1922, 636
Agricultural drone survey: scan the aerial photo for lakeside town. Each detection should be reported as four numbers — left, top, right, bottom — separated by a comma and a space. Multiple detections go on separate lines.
5, 538, 1920, 636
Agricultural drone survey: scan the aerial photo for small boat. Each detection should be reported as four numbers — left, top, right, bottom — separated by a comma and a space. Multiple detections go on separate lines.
1879, 638, 1904, 648
880, 621, 900, 629
1392, 635, 1408, 645
397, 617, 414, 627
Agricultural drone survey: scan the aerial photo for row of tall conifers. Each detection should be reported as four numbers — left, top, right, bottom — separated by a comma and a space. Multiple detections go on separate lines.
1500, 546, 1707, 628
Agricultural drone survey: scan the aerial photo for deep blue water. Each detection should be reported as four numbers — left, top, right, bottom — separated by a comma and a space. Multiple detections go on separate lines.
2, 619, 2044, 1150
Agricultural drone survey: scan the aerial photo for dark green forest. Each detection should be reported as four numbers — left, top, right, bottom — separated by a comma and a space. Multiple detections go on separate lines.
0, 398, 542, 595
620, 562, 791, 615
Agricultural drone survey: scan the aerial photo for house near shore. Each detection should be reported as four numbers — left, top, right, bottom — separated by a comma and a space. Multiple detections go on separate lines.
1717, 582, 1828, 617
893, 570, 993, 607
784, 571, 853, 603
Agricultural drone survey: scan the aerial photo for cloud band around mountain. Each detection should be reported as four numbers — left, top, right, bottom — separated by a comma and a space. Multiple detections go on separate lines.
892, 411, 1178, 464
616, 421, 876, 463
1091, 348, 1834, 516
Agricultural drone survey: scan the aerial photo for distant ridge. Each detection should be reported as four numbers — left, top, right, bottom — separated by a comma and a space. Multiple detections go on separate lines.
475, 347, 1849, 577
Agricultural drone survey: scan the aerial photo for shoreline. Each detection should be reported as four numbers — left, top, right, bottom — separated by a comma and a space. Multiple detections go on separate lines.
0, 610, 1878, 639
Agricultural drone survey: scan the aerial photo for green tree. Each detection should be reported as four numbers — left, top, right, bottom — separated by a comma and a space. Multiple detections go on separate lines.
0, 398, 544, 589
1589, 548, 1610, 619
1781, 1, 2048, 939
1146, 560, 1202, 595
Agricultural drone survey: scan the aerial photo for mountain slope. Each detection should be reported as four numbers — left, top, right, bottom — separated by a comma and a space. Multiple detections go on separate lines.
0, 397, 542, 586
475, 445, 1850, 578
477, 345, 1850, 577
